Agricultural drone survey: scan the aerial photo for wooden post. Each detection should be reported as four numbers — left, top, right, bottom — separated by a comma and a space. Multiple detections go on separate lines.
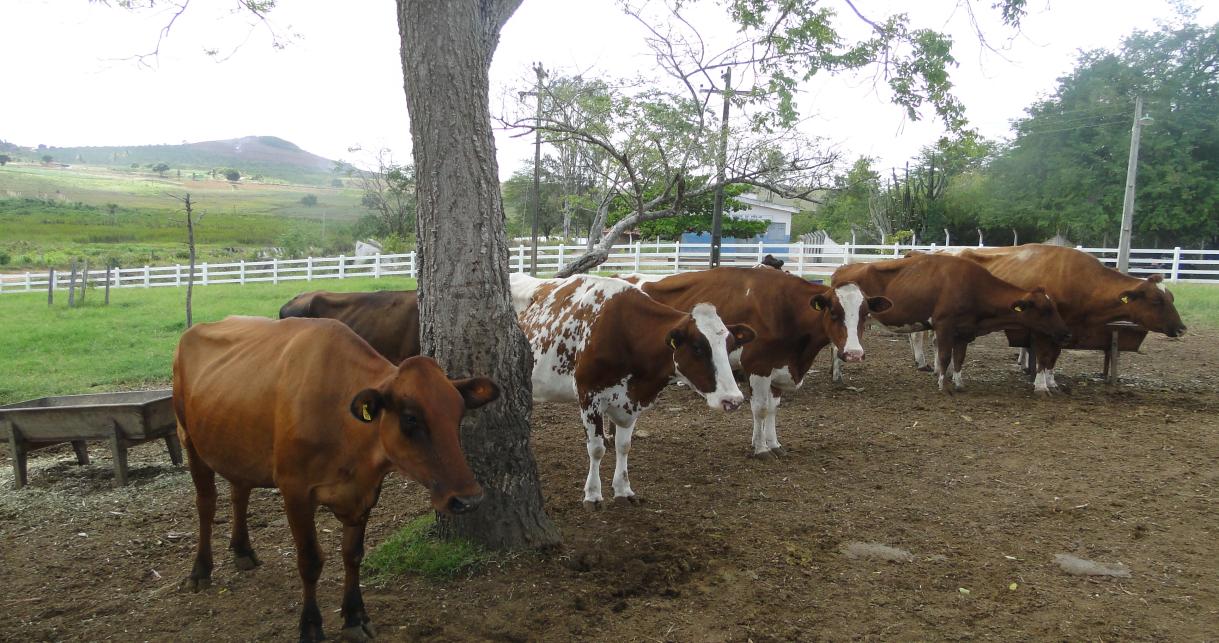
673, 239, 681, 272
3, 419, 28, 489
239, 260, 246, 284
338, 255, 346, 279
104, 264, 111, 305
47, 268, 55, 306
306, 256, 313, 281
1106, 329, 1121, 385
1170, 247, 1181, 282
108, 420, 129, 487
79, 260, 88, 304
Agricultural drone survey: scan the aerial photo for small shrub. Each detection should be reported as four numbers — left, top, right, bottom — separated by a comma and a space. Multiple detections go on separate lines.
362, 515, 486, 583
0, 251, 10, 265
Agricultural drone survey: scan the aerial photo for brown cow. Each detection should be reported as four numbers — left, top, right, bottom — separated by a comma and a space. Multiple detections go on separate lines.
832, 253, 1071, 393
511, 274, 754, 510
631, 267, 891, 458
952, 244, 1185, 393
280, 290, 420, 364
173, 316, 498, 641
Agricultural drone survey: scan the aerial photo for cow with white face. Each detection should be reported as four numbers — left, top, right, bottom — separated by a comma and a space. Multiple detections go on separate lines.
632, 268, 891, 458
512, 274, 755, 510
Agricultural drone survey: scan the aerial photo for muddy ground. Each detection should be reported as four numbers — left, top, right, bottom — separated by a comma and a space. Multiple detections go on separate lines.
2, 328, 1216, 641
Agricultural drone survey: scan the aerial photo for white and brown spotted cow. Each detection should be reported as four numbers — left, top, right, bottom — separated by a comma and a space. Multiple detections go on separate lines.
621, 267, 891, 459
511, 274, 755, 510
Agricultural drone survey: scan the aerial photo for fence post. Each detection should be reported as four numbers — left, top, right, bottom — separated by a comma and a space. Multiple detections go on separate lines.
240, 260, 246, 284
338, 255, 345, 279
144, 265, 151, 288
176, 265, 181, 286
1171, 246, 1181, 282
306, 256, 313, 281
893, 242, 899, 256
104, 265, 111, 305
26, 272, 32, 291
68, 261, 77, 307
515, 245, 523, 273
674, 239, 681, 272
757, 240, 765, 262
634, 241, 641, 272
844, 242, 852, 265
374, 254, 381, 278
557, 244, 565, 271
202, 262, 209, 286
410, 251, 417, 279
48, 268, 55, 305
273, 258, 279, 285
797, 242, 805, 275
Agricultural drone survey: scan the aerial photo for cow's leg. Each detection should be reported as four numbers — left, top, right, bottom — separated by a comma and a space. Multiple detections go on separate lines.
910, 331, 933, 371
1031, 334, 1061, 396
1016, 348, 1029, 370
181, 439, 215, 592
934, 329, 956, 393
951, 341, 968, 391
748, 374, 781, 458
611, 420, 642, 505
339, 516, 376, 641
830, 346, 845, 383
285, 493, 326, 643
581, 409, 607, 511
228, 483, 261, 571
765, 387, 784, 456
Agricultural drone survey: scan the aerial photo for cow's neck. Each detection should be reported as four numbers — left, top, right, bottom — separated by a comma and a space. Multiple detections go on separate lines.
594, 292, 684, 404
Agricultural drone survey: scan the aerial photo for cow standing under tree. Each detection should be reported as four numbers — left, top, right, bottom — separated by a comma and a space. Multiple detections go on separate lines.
624, 267, 891, 458
280, 290, 420, 364
512, 274, 754, 510
949, 244, 1186, 393
173, 316, 499, 642
832, 253, 1072, 393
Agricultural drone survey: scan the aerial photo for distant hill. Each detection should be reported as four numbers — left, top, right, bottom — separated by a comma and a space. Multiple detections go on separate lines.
1, 136, 338, 185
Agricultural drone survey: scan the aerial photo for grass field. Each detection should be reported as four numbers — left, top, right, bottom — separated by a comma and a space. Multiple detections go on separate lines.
0, 164, 365, 269
1, 276, 1214, 406
0, 276, 415, 405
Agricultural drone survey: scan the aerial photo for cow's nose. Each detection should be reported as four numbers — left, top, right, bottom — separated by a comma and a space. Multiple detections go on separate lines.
446, 493, 484, 514
1057, 331, 1073, 344
1173, 325, 1187, 337
721, 397, 743, 411
843, 349, 865, 362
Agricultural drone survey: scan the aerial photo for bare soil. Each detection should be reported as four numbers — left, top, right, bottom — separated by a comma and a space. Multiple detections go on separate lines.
2, 328, 1217, 641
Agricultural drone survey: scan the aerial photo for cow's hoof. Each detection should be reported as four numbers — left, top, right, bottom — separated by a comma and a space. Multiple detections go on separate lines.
340, 622, 377, 642
613, 495, 644, 506
1033, 388, 1052, 398
772, 446, 788, 457
916, 365, 934, 372
300, 626, 327, 643
179, 576, 211, 593
582, 500, 604, 512
234, 553, 261, 571
750, 449, 776, 461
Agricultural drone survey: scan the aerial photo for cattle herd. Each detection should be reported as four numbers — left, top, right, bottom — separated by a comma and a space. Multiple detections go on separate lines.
171, 242, 1185, 640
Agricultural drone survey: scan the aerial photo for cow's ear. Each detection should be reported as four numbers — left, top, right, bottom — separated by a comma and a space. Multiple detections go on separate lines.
728, 324, 756, 346
810, 294, 831, 311
866, 296, 892, 314
1118, 289, 1142, 304
1146, 274, 1164, 284
665, 328, 686, 350
350, 389, 384, 423
452, 377, 500, 410
1011, 299, 1031, 313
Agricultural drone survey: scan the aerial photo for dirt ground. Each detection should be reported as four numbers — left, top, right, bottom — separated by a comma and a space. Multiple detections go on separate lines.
2, 327, 1217, 642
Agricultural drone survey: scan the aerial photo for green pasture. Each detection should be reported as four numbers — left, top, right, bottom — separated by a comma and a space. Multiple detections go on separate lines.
0, 276, 1214, 406
0, 164, 364, 269
0, 276, 416, 405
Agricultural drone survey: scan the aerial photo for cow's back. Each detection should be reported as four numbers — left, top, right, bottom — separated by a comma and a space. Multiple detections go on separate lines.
641, 267, 816, 340
174, 316, 392, 485
280, 290, 420, 364
956, 245, 1118, 320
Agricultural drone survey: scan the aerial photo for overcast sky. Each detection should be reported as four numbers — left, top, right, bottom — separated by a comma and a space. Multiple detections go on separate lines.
2, 0, 1212, 181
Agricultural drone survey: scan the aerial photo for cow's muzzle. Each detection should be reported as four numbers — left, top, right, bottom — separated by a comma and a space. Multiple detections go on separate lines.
1055, 331, 1073, 344
721, 397, 742, 411
1167, 325, 1186, 338
842, 349, 865, 362
446, 492, 485, 514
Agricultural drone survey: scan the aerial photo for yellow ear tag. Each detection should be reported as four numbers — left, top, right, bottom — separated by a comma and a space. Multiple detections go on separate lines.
668, 337, 677, 350
1014, 305, 1023, 312
1120, 295, 1130, 304
813, 301, 823, 310
361, 404, 372, 422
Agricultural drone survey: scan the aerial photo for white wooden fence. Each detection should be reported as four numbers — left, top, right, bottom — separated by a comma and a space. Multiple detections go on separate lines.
2, 241, 1217, 294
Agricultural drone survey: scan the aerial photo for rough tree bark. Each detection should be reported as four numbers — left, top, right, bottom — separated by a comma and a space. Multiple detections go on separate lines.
396, 0, 560, 549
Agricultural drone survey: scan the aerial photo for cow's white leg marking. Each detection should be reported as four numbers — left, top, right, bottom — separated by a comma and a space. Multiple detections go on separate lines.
830, 345, 845, 383
611, 422, 636, 500
1033, 369, 1051, 394
581, 410, 607, 508
764, 393, 782, 451
910, 332, 929, 370
1047, 368, 1060, 391
938, 361, 955, 391
749, 374, 776, 454
952, 368, 964, 390
1016, 348, 1029, 368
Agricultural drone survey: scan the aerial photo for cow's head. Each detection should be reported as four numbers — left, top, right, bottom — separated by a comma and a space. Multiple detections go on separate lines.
666, 303, 755, 411
1116, 274, 1186, 337
1010, 286, 1072, 344
350, 356, 499, 514
811, 283, 892, 362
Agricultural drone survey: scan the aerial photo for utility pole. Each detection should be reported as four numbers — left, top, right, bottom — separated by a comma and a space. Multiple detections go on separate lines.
1118, 96, 1151, 273
708, 67, 732, 268
522, 63, 547, 275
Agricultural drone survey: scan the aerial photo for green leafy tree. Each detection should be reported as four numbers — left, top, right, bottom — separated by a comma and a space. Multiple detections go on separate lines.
299, 194, 318, 207
0, 154, 11, 166
223, 168, 241, 182
41, 154, 53, 164
152, 162, 170, 176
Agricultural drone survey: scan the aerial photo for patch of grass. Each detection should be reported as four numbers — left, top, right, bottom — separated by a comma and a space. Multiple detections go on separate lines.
1169, 282, 1219, 329
362, 514, 487, 583
0, 276, 416, 405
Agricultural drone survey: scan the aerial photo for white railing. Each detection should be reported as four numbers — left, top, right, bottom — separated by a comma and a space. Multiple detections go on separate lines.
3, 242, 1217, 294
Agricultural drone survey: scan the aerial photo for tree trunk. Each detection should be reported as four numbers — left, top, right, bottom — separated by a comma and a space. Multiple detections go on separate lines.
397, 0, 559, 549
